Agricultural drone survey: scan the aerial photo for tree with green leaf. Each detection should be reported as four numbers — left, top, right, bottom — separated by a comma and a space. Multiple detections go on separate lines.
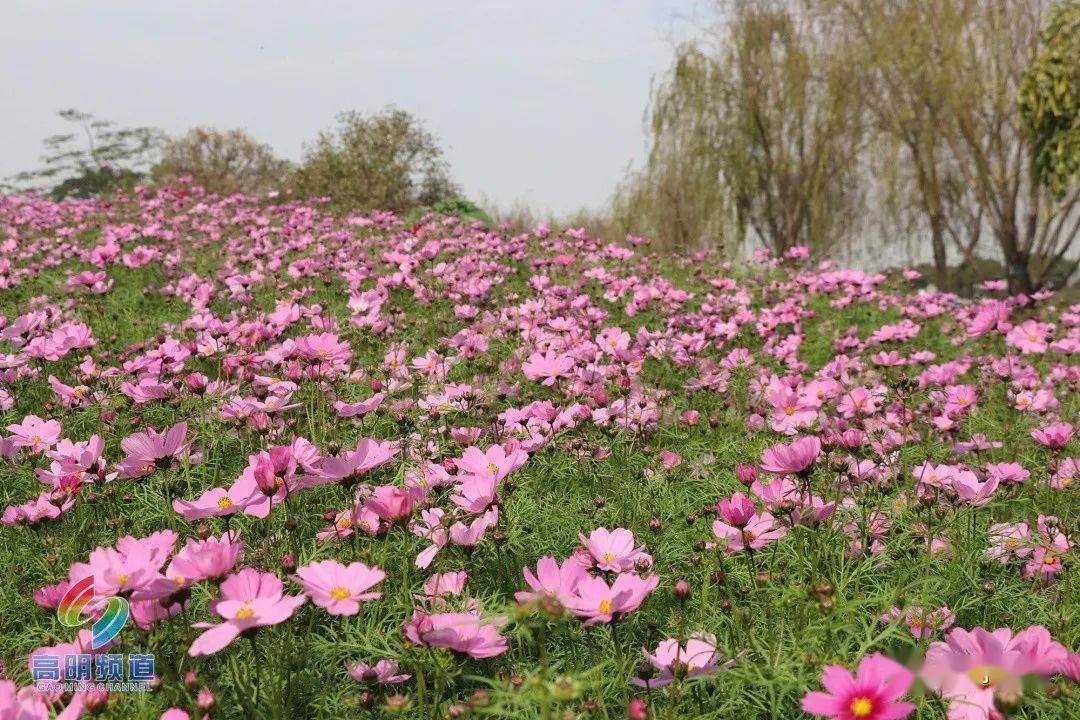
291, 107, 459, 212
1019, 1, 1080, 199
4, 109, 165, 199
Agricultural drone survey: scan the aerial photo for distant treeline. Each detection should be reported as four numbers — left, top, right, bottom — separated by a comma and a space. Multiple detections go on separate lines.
606, 0, 1079, 294
2, 107, 489, 223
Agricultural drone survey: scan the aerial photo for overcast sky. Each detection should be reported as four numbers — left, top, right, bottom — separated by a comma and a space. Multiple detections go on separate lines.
1, 1, 696, 215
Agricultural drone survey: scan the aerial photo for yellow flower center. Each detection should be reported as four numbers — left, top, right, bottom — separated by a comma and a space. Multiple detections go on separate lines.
1005, 538, 1018, 549
31, 434, 42, 443
1044, 554, 1057, 566
337, 517, 353, 529
318, 349, 328, 358
234, 605, 254, 620
217, 496, 234, 509
486, 462, 498, 475
116, 574, 129, 587
72, 389, 84, 398
784, 406, 795, 416
598, 599, 612, 614
966, 664, 1008, 689
601, 552, 616, 565
330, 587, 350, 601
172, 575, 185, 585
849, 697, 873, 717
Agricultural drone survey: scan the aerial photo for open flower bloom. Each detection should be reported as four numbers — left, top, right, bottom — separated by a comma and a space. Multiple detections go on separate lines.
565, 572, 658, 626
802, 652, 915, 720
293, 559, 384, 616
921, 626, 1071, 720
403, 609, 508, 658
116, 422, 192, 478
346, 658, 410, 685
712, 511, 786, 554
578, 527, 650, 572
188, 568, 306, 656
302, 437, 398, 488
516, 556, 587, 606
633, 633, 733, 688
760, 435, 821, 474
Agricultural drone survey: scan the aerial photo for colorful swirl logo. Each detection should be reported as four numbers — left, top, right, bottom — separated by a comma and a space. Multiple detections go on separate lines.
57, 576, 130, 649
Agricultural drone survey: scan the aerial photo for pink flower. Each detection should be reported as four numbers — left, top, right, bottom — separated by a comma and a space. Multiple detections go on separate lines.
516, 556, 587, 606
455, 443, 528, 485
293, 560, 384, 616
522, 350, 575, 386
802, 652, 915, 720
760, 435, 821, 475
712, 511, 786, 554
69, 530, 178, 601
403, 610, 508, 658
579, 527, 650, 572
364, 485, 414, 523
632, 633, 732, 688
166, 532, 244, 585
565, 572, 658, 626
1005, 319, 1051, 354
1030, 422, 1073, 450
116, 422, 192, 478
188, 568, 306, 656
347, 659, 410, 685
5, 415, 61, 453
922, 626, 1070, 719
303, 438, 398, 488
33, 580, 71, 610
879, 606, 955, 640
716, 492, 756, 527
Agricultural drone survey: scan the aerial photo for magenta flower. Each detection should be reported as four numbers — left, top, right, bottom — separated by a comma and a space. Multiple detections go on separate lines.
403, 609, 508, 658
515, 556, 587, 606
632, 633, 732, 688
565, 572, 658, 626
1030, 422, 1073, 450
347, 659, 410, 685
188, 568, 306, 656
579, 527, 650, 572
760, 435, 821, 475
802, 652, 915, 720
716, 492, 756, 527
5, 415, 61, 453
116, 422, 192, 478
364, 485, 414, 523
921, 626, 1071, 719
303, 437, 398, 488
712, 511, 785, 554
293, 560, 385, 616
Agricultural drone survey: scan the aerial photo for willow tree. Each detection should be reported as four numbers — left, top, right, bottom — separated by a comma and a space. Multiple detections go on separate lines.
833, 0, 985, 289
619, 1, 865, 255
940, 1, 1078, 293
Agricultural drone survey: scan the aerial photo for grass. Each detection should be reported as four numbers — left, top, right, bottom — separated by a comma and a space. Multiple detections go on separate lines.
0, 192, 1076, 719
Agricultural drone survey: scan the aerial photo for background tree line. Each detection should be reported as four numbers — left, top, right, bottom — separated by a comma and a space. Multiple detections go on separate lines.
5, 0, 1076, 292
3, 106, 486, 221
613, 0, 1079, 293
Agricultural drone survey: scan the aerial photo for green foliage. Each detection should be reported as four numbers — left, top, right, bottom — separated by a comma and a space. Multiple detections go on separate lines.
152, 127, 294, 196
4, 109, 165, 199
1019, 1, 1080, 197
617, 2, 865, 256
431, 198, 493, 225
291, 107, 459, 212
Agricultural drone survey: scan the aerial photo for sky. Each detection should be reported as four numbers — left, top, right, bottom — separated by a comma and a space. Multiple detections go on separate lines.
1, 1, 696, 215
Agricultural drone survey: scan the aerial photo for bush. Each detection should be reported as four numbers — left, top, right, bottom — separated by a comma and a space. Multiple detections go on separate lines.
291, 107, 459, 212
152, 127, 293, 196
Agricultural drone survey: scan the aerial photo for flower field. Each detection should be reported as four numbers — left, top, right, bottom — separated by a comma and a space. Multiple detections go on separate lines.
0, 187, 1077, 719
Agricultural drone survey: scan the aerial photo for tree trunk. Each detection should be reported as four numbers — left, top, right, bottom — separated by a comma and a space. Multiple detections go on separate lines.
998, 226, 1034, 295
929, 212, 948, 291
